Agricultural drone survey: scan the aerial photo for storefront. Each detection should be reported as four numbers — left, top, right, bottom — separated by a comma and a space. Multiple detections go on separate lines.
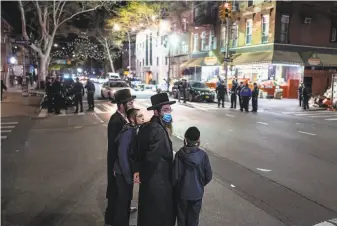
231, 51, 304, 98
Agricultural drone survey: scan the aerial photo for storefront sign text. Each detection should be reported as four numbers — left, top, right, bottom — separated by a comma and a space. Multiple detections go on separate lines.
204, 57, 218, 66
308, 58, 321, 66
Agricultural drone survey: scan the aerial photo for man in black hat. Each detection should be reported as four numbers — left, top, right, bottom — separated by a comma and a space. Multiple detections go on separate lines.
85, 78, 96, 111
105, 89, 136, 226
133, 92, 176, 226
51, 76, 63, 115
73, 77, 85, 113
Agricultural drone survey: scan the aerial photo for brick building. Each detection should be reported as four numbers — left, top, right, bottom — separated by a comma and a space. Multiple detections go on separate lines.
1, 17, 13, 83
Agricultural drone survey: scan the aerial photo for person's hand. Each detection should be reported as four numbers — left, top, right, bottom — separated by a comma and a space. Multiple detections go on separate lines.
134, 172, 140, 184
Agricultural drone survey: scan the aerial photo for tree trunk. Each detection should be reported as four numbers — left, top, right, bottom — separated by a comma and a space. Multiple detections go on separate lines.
106, 47, 115, 73
39, 57, 47, 81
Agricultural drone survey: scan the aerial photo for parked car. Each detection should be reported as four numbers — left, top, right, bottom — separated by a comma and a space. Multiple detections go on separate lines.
100, 80, 135, 101
107, 72, 121, 80
187, 81, 216, 102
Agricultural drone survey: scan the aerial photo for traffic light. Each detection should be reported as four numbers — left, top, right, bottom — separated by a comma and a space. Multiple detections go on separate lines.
219, 2, 232, 21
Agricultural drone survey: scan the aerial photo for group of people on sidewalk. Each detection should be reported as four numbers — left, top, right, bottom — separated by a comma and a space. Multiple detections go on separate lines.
106, 89, 213, 226
215, 79, 259, 112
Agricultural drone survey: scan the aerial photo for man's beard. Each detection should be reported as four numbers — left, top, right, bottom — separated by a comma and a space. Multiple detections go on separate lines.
163, 121, 173, 137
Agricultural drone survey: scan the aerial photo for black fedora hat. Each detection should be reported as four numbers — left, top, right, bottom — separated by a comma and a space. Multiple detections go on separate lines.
114, 89, 136, 103
147, 93, 176, 110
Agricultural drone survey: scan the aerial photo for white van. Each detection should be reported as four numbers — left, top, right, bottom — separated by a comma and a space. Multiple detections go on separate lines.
107, 72, 121, 80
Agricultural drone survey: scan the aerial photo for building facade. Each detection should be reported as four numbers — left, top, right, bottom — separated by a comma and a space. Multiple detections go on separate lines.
1, 17, 13, 83
229, 0, 337, 98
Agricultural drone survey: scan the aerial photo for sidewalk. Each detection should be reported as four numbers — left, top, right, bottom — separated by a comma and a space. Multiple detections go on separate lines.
258, 98, 326, 113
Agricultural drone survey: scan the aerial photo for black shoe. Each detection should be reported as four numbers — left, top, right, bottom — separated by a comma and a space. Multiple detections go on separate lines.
86, 109, 91, 112
74, 110, 78, 113
222, 106, 225, 108
240, 109, 243, 112
80, 109, 83, 113
230, 106, 233, 108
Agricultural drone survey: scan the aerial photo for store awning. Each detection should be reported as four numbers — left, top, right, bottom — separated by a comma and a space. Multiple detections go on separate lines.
187, 58, 204, 67
232, 51, 304, 66
317, 53, 337, 67
180, 58, 195, 69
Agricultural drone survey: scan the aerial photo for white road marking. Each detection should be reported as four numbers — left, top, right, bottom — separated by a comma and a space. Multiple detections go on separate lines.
308, 114, 337, 118
230, 184, 236, 188
325, 118, 337, 121
298, 131, 316, 136
94, 107, 104, 114
1, 130, 12, 133
1, 126, 15, 129
38, 109, 48, 118
257, 122, 268, 125
314, 218, 337, 226
1, 136, 7, 140
1, 122, 18, 125
226, 114, 235, 117
257, 168, 272, 172
294, 112, 335, 116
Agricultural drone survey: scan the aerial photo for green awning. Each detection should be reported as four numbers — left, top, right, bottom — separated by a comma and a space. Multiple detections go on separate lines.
317, 53, 337, 67
233, 51, 304, 66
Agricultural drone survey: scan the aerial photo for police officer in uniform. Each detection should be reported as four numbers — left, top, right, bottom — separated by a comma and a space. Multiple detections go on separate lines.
236, 82, 244, 111
73, 77, 84, 113
302, 84, 310, 110
85, 78, 96, 111
251, 83, 259, 112
216, 80, 227, 108
298, 82, 303, 107
51, 76, 63, 115
240, 83, 252, 112
45, 77, 53, 113
230, 80, 238, 108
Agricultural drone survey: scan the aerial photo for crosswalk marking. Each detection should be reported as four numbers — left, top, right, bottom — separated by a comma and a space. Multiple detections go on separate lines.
1, 122, 18, 125
1, 130, 12, 133
1, 126, 15, 129
281, 110, 337, 121
1, 136, 7, 140
325, 118, 337, 121
1, 121, 18, 140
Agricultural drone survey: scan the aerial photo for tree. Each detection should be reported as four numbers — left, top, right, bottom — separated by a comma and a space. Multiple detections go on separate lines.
18, 0, 112, 82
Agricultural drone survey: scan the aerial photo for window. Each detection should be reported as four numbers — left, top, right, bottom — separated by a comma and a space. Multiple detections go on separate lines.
247, 0, 253, 7
209, 31, 217, 50
142, 59, 144, 66
280, 15, 290, 43
262, 15, 269, 43
331, 28, 337, 43
182, 18, 187, 31
193, 33, 199, 52
157, 57, 159, 66
201, 32, 207, 51
182, 41, 188, 54
232, 24, 238, 47
246, 19, 253, 45
165, 57, 168, 65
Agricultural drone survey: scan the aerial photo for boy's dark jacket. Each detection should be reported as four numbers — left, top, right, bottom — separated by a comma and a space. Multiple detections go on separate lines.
173, 145, 212, 200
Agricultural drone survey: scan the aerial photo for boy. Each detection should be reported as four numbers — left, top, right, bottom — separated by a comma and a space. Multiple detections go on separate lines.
173, 127, 212, 226
113, 108, 144, 226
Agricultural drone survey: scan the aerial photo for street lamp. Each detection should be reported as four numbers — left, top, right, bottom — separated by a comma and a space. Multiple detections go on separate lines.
113, 24, 121, 31
9, 56, 17, 64
77, 68, 83, 73
54, 43, 58, 47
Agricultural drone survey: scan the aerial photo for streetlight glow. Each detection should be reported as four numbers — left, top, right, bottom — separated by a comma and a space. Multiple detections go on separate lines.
77, 68, 83, 73
131, 27, 136, 32
9, 57, 17, 64
54, 43, 58, 47
113, 24, 121, 31
151, 15, 156, 21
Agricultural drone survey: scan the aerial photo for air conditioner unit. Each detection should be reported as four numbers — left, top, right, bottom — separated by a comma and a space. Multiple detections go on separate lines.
304, 17, 312, 24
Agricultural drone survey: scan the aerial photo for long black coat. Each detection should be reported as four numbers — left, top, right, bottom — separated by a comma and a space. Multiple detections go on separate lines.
135, 116, 175, 226
107, 111, 127, 198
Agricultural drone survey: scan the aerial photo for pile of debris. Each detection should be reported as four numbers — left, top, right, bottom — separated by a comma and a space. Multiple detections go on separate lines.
309, 87, 334, 109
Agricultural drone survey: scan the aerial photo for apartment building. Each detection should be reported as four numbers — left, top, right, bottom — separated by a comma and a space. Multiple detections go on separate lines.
1, 17, 13, 83
229, 0, 337, 98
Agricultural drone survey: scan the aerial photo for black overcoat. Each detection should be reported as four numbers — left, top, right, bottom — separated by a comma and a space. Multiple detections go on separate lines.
135, 116, 175, 226
107, 111, 127, 198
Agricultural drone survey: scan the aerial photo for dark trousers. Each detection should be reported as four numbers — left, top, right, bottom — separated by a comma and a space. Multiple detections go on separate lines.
1, 89, 3, 101
177, 199, 202, 226
113, 174, 133, 226
230, 93, 236, 108
242, 96, 250, 112
179, 90, 186, 103
47, 94, 53, 113
54, 94, 61, 114
252, 97, 258, 112
299, 95, 302, 106
105, 176, 117, 225
217, 95, 225, 107
303, 97, 309, 110
238, 95, 243, 110
74, 93, 83, 111
87, 91, 95, 110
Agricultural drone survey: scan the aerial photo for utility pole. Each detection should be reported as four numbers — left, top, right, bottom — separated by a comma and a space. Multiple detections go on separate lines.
224, 17, 230, 93
127, 31, 132, 74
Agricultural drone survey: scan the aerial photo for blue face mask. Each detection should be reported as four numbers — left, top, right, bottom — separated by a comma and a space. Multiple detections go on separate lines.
162, 113, 172, 123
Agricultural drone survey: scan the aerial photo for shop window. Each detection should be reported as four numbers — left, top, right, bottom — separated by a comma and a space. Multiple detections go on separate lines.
247, 0, 253, 7
280, 15, 290, 44
245, 19, 253, 45
262, 15, 269, 43
232, 23, 238, 47
193, 33, 199, 52
182, 41, 188, 54
182, 18, 187, 31
209, 31, 217, 50
201, 31, 208, 51
331, 28, 337, 43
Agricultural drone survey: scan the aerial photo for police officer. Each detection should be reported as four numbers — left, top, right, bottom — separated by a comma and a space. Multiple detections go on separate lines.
240, 83, 252, 112
298, 82, 303, 107
216, 80, 227, 108
85, 78, 96, 111
302, 84, 310, 110
251, 83, 259, 112
236, 82, 244, 111
73, 77, 84, 113
51, 76, 63, 115
45, 77, 53, 113
230, 79, 238, 108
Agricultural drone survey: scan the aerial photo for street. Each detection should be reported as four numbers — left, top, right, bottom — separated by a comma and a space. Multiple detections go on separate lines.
2, 89, 337, 226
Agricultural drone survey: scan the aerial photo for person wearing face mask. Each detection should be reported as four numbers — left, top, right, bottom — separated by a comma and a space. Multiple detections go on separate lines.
133, 92, 176, 226
113, 108, 144, 226
173, 127, 212, 226
105, 89, 136, 226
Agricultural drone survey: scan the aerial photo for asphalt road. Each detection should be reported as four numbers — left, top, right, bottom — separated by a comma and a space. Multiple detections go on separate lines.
2, 90, 337, 226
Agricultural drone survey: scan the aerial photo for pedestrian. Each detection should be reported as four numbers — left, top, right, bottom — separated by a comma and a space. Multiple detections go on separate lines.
178, 80, 183, 103
240, 83, 252, 112
51, 76, 63, 115
298, 81, 303, 107
134, 92, 176, 226
230, 80, 238, 109
302, 85, 310, 110
236, 82, 244, 111
251, 83, 259, 112
105, 89, 136, 226
113, 108, 145, 226
1, 79, 7, 101
215, 80, 227, 108
173, 126, 212, 226
45, 77, 53, 113
181, 79, 188, 103
73, 77, 84, 113
85, 78, 95, 111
